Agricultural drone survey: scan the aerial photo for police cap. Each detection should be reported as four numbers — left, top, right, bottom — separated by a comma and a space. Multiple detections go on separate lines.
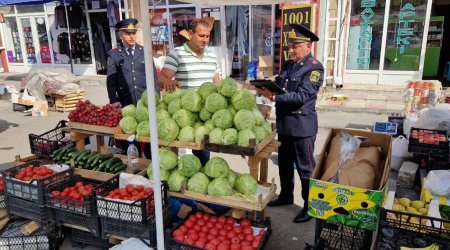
115, 18, 138, 32
287, 24, 319, 43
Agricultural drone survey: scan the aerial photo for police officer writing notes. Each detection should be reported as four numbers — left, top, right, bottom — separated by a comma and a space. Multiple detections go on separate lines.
257, 24, 324, 223
107, 18, 147, 107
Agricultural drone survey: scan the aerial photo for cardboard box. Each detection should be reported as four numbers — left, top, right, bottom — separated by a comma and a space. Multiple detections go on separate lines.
31, 100, 48, 117
308, 128, 392, 231
257, 55, 274, 79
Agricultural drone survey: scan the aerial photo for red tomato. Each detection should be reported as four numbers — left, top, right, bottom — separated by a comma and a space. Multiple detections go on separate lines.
184, 237, 195, 245
195, 240, 206, 248
209, 239, 220, 246
206, 221, 215, 228
215, 222, 224, 229
193, 225, 201, 232
187, 232, 199, 241
219, 229, 227, 237
240, 241, 250, 246
240, 219, 251, 227
245, 234, 254, 242
144, 187, 153, 195
198, 231, 207, 238
174, 234, 184, 242
136, 185, 144, 192
178, 225, 188, 234
202, 213, 211, 221
233, 226, 243, 234
240, 246, 254, 250
209, 228, 219, 236
51, 191, 61, 196
226, 217, 235, 224
254, 235, 262, 242
209, 216, 218, 222
195, 211, 203, 218
75, 181, 84, 188
218, 216, 226, 224
204, 243, 216, 250
84, 184, 93, 190
126, 184, 135, 194
201, 226, 210, 233
230, 244, 241, 250
252, 240, 260, 248
225, 224, 233, 231
243, 227, 253, 235
258, 230, 265, 236
197, 219, 206, 226
207, 234, 215, 241
226, 231, 237, 239
237, 233, 245, 241
217, 243, 230, 250
184, 220, 194, 229
231, 237, 240, 244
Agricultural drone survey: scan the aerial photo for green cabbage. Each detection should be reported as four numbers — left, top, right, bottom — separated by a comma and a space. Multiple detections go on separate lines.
178, 126, 195, 142
162, 89, 183, 104
205, 93, 228, 113
156, 109, 171, 122
197, 82, 217, 100
193, 121, 203, 129
172, 109, 195, 128
199, 107, 212, 121
187, 172, 210, 194
119, 117, 138, 134
234, 109, 256, 131
136, 121, 149, 136
261, 121, 272, 134
181, 89, 204, 112
227, 104, 236, 117
237, 129, 256, 147
137, 100, 145, 109
178, 154, 202, 177
158, 148, 178, 170
136, 105, 149, 123
147, 167, 172, 181
156, 102, 168, 111
235, 174, 258, 195
227, 169, 238, 189
212, 109, 234, 129
204, 120, 215, 131
140, 90, 159, 107
253, 126, 268, 143
204, 157, 229, 178
217, 77, 237, 97
208, 128, 223, 144
207, 177, 232, 197
168, 170, 187, 191
195, 126, 210, 141
231, 90, 256, 111
168, 98, 181, 115
157, 118, 179, 142
222, 128, 238, 145
252, 107, 265, 126
122, 104, 136, 118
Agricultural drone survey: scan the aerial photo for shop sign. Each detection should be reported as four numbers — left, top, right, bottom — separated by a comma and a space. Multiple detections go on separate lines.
357, 0, 376, 65
280, 4, 314, 67
397, 3, 416, 54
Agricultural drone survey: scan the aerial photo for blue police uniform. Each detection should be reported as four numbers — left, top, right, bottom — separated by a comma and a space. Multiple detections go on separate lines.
107, 43, 147, 106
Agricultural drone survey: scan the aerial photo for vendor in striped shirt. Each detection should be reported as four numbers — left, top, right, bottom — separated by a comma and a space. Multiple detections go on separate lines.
157, 18, 221, 92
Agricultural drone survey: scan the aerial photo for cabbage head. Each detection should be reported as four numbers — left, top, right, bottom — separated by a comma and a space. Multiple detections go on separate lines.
204, 120, 215, 131
156, 102, 168, 111
197, 82, 217, 100
136, 105, 149, 123
253, 126, 268, 143
156, 109, 171, 122
168, 170, 187, 191
137, 100, 145, 109
222, 128, 238, 145
187, 172, 210, 194
172, 109, 195, 128
227, 105, 236, 117
252, 107, 265, 126
162, 89, 183, 104
261, 121, 272, 134
231, 90, 256, 111
178, 154, 202, 177
181, 89, 203, 112
208, 177, 232, 197
147, 167, 172, 181
158, 148, 178, 170
178, 126, 195, 142
157, 118, 179, 142
141, 90, 159, 106
204, 157, 229, 178
199, 107, 212, 121
227, 169, 238, 189
212, 109, 234, 129
119, 117, 138, 134
195, 126, 210, 141
194, 121, 203, 129
122, 104, 136, 118
168, 98, 181, 115
205, 93, 228, 113
237, 129, 256, 147
234, 109, 256, 131
217, 77, 237, 97
235, 174, 258, 195
192, 112, 200, 123
208, 128, 223, 144
136, 121, 149, 136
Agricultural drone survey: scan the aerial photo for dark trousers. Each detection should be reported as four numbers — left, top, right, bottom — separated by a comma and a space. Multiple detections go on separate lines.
277, 134, 316, 201
192, 150, 210, 167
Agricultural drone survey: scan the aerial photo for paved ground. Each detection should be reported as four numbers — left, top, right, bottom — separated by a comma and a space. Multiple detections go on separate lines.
0, 75, 387, 249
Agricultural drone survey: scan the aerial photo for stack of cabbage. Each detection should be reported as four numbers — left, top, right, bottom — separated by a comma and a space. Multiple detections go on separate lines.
147, 148, 258, 198
119, 90, 158, 136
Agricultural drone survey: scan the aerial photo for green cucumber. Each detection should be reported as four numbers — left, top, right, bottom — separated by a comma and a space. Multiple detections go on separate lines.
113, 164, 128, 174
105, 157, 123, 170
109, 162, 124, 173
86, 153, 100, 165
71, 150, 84, 160
97, 161, 108, 171
83, 151, 97, 161
76, 150, 91, 161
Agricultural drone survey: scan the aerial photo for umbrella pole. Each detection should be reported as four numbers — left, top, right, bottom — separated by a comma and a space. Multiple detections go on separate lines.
63, 0, 74, 73
139, 0, 165, 249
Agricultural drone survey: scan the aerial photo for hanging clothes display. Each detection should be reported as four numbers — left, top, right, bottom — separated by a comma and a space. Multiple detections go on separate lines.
107, 0, 120, 28
54, 4, 84, 29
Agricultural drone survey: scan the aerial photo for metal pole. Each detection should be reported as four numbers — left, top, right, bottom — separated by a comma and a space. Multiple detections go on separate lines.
63, 0, 74, 73
139, 0, 165, 249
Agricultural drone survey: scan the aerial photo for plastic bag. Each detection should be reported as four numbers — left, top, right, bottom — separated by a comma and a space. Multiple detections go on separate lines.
424, 170, 450, 196
329, 132, 361, 183
391, 136, 412, 171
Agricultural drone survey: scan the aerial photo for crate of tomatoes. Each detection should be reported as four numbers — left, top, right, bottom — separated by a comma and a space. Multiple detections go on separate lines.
94, 173, 168, 223
408, 127, 449, 156
1, 161, 72, 204
168, 211, 272, 250
46, 174, 102, 235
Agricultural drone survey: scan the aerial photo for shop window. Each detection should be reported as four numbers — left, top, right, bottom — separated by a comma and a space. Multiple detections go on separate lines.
4, 17, 23, 63
16, 4, 44, 13
0, 6, 14, 15
150, 8, 169, 57
250, 5, 272, 79
87, 0, 108, 9
170, 7, 195, 48
384, 0, 427, 71
201, 7, 221, 47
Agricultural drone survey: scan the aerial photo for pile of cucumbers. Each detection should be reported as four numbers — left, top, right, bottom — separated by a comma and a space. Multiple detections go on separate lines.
51, 143, 135, 174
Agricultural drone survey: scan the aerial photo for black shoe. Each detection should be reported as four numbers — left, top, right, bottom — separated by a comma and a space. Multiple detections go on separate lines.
293, 208, 311, 223
267, 196, 293, 207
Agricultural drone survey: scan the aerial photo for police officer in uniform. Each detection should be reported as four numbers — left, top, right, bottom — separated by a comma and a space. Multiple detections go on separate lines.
257, 24, 324, 223
107, 18, 147, 107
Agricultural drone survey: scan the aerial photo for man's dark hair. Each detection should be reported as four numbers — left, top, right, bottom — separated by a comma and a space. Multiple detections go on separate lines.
189, 18, 210, 33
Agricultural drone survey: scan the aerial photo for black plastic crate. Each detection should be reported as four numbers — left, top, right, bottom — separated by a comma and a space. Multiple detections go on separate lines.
168, 211, 272, 250
28, 120, 70, 158
71, 228, 111, 249
427, 157, 450, 171
94, 175, 168, 223
408, 127, 449, 156
376, 208, 450, 249
1, 161, 72, 204
101, 204, 172, 247
312, 219, 373, 250
0, 192, 5, 210
388, 115, 405, 137
5, 196, 53, 226
53, 209, 101, 236
0, 219, 64, 250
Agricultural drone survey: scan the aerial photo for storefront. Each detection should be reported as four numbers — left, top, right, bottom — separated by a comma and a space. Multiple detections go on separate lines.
0, 0, 128, 75
340, 0, 449, 85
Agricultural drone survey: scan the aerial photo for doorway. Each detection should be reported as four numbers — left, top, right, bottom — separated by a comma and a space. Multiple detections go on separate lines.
433, 3, 450, 87
19, 16, 52, 67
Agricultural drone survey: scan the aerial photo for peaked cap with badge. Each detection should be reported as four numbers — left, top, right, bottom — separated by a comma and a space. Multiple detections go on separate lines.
114, 18, 138, 32
287, 24, 319, 43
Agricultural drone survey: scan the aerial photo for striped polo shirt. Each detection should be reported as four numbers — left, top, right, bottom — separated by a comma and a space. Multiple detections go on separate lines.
163, 43, 221, 88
